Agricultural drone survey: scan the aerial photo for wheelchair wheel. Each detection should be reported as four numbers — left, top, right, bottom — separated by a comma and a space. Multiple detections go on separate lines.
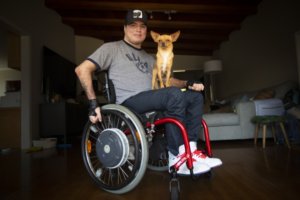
81, 104, 148, 194
147, 131, 169, 171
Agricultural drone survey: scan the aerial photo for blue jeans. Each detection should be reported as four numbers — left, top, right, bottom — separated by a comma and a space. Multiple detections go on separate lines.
122, 87, 204, 155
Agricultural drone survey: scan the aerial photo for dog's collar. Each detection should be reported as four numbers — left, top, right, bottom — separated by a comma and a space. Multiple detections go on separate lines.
122, 40, 143, 51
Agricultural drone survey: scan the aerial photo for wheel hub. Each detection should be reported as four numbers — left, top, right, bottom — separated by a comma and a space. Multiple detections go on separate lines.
96, 128, 129, 169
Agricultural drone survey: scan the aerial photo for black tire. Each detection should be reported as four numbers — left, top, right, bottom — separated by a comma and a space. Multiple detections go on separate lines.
81, 104, 148, 194
147, 132, 169, 171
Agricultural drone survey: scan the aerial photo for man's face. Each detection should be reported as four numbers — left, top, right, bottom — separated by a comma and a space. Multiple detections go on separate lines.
124, 21, 147, 47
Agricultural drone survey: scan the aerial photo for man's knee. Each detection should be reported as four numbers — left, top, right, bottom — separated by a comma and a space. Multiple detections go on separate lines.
166, 87, 186, 109
194, 92, 204, 104
167, 87, 184, 102
186, 90, 203, 104
165, 87, 185, 114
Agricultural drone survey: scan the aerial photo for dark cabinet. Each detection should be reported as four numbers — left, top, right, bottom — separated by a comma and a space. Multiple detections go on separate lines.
0, 108, 21, 148
40, 102, 88, 142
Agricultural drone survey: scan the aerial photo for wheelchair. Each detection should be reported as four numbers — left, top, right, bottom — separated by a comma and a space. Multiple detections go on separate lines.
81, 72, 213, 199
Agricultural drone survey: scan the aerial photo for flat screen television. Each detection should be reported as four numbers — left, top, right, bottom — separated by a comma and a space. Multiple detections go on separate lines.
42, 47, 77, 101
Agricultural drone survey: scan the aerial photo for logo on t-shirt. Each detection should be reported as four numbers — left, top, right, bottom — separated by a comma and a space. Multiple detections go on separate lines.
126, 53, 150, 74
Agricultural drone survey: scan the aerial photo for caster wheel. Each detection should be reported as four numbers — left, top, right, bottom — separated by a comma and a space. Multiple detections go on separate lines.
170, 178, 180, 200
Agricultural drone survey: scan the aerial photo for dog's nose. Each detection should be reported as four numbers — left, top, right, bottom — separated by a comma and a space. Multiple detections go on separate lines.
161, 42, 166, 47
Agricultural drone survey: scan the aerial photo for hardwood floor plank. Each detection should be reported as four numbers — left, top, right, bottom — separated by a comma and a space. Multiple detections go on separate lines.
1, 140, 300, 200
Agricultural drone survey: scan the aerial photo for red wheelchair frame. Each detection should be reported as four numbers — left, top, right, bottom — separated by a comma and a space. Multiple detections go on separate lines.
147, 117, 212, 173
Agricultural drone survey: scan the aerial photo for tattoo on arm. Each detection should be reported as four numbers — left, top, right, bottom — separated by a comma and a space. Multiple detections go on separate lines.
79, 76, 96, 100
76, 60, 97, 100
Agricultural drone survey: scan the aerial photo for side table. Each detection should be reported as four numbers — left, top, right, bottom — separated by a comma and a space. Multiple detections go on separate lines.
251, 115, 291, 149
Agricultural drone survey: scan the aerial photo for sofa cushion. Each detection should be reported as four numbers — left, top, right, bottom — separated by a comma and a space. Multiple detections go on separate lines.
254, 98, 284, 116
203, 113, 239, 127
273, 81, 297, 99
253, 89, 275, 100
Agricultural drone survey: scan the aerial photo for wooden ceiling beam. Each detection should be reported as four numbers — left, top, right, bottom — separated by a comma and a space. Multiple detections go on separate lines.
45, 0, 261, 56
74, 29, 229, 41
142, 41, 219, 50
46, 1, 257, 15
145, 47, 213, 56
73, 32, 217, 55
63, 17, 240, 30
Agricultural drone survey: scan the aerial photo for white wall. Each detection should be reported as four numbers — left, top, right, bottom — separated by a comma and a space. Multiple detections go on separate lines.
173, 55, 212, 71
217, 0, 300, 98
75, 36, 104, 65
0, 0, 75, 148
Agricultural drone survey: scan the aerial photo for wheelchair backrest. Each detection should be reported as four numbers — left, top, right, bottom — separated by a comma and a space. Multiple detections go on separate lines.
97, 71, 116, 104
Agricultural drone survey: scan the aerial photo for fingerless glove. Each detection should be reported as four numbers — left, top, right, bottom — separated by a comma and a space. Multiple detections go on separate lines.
88, 99, 98, 116
186, 80, 195, 88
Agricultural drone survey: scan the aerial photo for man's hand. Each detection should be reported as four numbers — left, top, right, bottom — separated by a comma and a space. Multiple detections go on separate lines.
89, 107, 102, 123
88, 99, 102, 123
186, 80, 205, 91
188, 82, 205, 91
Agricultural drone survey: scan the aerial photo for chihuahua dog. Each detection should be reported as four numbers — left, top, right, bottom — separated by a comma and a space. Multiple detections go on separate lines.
150, 30, 180, 89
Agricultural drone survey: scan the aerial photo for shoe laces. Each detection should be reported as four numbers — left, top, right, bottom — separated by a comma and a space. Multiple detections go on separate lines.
171, 150, 208, 165
174, 152, 186, 160
192, 150, 207, 159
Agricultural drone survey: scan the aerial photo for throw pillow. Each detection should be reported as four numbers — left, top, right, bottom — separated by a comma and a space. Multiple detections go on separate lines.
253, 89, 275, 100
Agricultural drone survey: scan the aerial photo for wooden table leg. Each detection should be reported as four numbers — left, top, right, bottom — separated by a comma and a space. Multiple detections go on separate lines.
271, 124, 276, 143
279, 122, 291, 149
262, 124, 267, 148
254, 124, 259, 146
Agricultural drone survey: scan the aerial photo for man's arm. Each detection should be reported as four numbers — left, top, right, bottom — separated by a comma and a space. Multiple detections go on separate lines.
169, 77, 187, 88
75, 60, 102, 123
170, 77, 205, 91
75, 60, 97, 99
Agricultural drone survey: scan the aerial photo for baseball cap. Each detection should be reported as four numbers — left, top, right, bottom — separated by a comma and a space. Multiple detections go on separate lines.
125, 9, 148, 25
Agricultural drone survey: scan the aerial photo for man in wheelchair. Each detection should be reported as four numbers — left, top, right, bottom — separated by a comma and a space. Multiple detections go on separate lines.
75, 9, 222, 176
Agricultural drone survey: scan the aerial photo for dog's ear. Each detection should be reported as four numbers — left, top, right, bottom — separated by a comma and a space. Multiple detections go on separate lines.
171, 31, 180, 42
150, 31, 160, 42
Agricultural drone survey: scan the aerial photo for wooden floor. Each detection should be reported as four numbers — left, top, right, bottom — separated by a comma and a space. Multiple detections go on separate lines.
1, 139, 300, 200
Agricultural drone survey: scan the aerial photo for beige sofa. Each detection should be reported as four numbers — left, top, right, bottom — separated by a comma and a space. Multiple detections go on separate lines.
201, 81, 298, 141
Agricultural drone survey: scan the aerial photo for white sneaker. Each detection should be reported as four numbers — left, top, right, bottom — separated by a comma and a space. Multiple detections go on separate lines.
168, 144, 210, 175
189, 141, 222, 168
